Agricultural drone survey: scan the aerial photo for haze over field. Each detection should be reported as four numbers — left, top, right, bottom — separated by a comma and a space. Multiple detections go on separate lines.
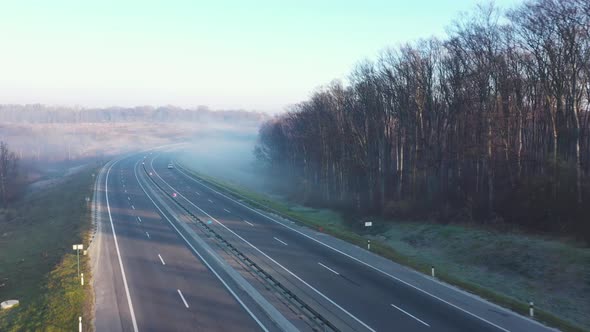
0, 104, 265, 197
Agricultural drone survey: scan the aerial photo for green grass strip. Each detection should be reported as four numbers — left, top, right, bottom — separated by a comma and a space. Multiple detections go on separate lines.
0, 168, 96, 331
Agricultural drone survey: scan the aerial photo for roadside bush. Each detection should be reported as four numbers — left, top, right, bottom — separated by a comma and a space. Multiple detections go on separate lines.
384, 199, 427, 219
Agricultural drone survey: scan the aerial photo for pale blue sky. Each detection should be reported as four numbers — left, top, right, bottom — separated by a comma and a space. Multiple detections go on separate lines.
0, 0, 519, 113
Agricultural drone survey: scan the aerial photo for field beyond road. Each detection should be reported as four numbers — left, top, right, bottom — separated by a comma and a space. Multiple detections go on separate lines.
0, 167, 95, 331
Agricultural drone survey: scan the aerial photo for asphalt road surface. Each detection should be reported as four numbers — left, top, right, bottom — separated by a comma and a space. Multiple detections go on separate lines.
90, 153, 268, 332
90, 149, 556, 332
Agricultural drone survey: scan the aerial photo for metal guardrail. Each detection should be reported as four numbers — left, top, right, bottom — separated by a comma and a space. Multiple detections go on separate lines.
141, 164, 339, 332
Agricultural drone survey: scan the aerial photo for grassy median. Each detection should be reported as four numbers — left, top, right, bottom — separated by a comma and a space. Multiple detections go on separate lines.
0, 168, 96, 331
177, 160, 589, 332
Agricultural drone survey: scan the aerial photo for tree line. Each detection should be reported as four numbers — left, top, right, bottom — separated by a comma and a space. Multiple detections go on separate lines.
255, 0, 590, 241
0, 104, 267, 124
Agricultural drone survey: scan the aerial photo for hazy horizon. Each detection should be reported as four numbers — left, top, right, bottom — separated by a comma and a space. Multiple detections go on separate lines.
0, 0, 519, 113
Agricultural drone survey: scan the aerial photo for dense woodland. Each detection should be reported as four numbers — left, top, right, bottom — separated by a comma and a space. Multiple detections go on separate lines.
255, 0, 590, 241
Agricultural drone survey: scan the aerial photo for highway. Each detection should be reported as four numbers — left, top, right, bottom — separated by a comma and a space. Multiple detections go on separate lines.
90, 154, 273, 332
90, 149, 556, 331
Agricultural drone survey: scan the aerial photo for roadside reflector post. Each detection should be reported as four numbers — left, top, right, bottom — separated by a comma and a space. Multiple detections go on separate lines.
367, 239, 371, 250
81, 273, 84, 286
72, 244, 83, 276
529, 301, 534, 317
431, 266, 435, 278
79, 316, 82, 332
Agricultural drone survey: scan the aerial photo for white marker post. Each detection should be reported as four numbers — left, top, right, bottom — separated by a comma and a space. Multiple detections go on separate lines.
72, 244, 83, 276
79, 316, 82, 332
529, 301, 534, 317
364, 221, 372, 250
81, 273, 84, 286
431, 266, 435, 278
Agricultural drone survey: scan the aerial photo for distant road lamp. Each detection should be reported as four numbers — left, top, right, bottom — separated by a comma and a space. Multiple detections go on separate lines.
72, 244, 84, 276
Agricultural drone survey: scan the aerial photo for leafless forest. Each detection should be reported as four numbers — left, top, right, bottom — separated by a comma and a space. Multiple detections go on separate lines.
255, 0, 590, 241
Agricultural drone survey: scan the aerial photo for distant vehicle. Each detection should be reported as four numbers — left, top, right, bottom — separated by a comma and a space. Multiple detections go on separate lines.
167, 163, 174, 169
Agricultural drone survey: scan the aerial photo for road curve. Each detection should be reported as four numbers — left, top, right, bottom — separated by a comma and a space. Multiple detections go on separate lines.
89, 147, 557, 332
143, 148, 556, 332
90, 153, 267, 331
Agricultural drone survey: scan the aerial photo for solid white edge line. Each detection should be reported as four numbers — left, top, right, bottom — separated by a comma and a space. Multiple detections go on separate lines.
391, 303, 430, 327
149, 157, 376, 332
273, 237, 288, 246
158, 254, 166, 265
177, 289, 189, 308
105, 160, 140, 332
318, 262, 340, 275
133, 160, 269, 332
173, 161, 513, 332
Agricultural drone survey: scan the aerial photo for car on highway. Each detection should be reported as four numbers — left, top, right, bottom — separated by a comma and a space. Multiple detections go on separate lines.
167, 163, 174, 169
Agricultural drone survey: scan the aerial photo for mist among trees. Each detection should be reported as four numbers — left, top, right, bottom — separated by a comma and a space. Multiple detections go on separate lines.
255, 0, 590, 241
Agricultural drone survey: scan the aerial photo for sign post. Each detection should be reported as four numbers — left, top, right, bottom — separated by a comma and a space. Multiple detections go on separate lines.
364, 221, 373, 250
72, 244, 83, 276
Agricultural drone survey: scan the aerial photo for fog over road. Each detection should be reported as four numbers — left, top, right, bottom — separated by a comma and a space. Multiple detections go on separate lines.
90, 147, 555, 332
